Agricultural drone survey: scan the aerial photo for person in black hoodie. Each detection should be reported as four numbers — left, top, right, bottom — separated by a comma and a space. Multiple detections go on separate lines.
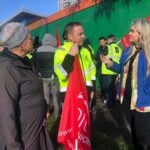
36, 33, 60, 119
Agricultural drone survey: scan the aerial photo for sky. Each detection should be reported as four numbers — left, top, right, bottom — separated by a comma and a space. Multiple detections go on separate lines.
0, 0, 58, 24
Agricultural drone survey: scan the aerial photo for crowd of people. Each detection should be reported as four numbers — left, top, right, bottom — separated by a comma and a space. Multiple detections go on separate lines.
0, 18, 150, 150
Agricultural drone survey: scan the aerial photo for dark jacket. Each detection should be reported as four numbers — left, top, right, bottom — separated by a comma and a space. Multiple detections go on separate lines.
36, 34, 56, 78
0, 48, 53, 150
96, 45, 108, 75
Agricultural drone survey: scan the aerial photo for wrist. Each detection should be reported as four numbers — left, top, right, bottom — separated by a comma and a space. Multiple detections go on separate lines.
107, 61, 113, 67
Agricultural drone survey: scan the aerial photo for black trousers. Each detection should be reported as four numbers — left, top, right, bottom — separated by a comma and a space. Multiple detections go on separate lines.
122, 104, 150, 150
101, 74, 117, 108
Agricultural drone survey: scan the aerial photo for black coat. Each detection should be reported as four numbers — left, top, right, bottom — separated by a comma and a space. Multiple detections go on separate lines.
0, 49, 54, 150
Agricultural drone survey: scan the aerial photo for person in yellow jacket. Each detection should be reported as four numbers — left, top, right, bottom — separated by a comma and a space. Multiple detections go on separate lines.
82, 38, 96, 110
100, 34, 122, 109
54, 22, 96, 108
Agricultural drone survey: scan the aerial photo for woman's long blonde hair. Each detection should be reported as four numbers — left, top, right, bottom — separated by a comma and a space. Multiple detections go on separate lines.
131, 19, 150, 75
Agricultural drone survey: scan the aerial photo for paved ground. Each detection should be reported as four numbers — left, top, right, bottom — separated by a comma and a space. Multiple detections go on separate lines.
47, 96, 134, 150
91, 97, 134, 150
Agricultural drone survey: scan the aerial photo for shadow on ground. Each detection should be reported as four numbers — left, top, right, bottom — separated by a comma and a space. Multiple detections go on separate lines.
47, 97, 134, 150
91, 97, 134, 150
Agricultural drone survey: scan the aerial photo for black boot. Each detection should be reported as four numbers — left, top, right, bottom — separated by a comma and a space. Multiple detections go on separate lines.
135, 144, 150, 150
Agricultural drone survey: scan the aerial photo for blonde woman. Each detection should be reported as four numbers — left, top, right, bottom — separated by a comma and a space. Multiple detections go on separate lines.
102, 19, 150, 149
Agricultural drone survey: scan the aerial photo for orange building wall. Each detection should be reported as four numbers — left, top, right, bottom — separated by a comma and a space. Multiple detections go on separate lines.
28, 0, 101, 30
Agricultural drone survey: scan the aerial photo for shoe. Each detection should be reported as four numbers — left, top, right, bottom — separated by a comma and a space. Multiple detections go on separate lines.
103, 99, 107, 104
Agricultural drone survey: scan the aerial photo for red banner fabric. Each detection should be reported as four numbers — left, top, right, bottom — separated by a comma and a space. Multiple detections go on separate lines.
56, 27, 61, 47
121, 16, 150, 49
121, 33, 130, 49
146, 16, 150, 22
57, 56, 92, 150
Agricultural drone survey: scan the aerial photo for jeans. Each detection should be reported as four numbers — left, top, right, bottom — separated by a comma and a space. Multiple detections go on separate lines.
42, 77, 60, 118
101, 74, 117, 108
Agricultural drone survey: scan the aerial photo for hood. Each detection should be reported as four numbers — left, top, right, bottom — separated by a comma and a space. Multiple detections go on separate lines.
42, 33, 57, 47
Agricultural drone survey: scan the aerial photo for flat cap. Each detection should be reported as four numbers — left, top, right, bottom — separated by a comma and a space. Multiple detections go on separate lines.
0, 22, 29, 49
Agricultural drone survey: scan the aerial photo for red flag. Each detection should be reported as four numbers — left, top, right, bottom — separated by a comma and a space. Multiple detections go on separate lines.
121, 16, 150, 49
57, 57, 92, 150
146, 16, 150, 22
121, 33, 130, 49
56, 27, 61, 47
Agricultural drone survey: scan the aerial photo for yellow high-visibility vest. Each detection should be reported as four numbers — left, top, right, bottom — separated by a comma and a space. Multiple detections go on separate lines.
26, 52, 33, 59
54, 41, 96, 92
101, 43, 122, 75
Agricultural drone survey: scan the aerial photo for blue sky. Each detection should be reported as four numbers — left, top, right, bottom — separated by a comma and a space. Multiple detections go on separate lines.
0, 0, 58, 23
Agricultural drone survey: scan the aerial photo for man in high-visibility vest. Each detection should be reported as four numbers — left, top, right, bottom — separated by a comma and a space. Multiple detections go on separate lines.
96, 37, 108, 102
101, 34, 122, 109
54, 22, 96, 107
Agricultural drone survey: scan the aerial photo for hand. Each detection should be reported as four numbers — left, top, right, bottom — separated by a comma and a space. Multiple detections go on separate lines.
46, 105, 50, 119
69, 43, 79, 56
101, 55, 113, 66
115, 76, 119, 85
46, 112, 50, 119
90, 91, 95, 100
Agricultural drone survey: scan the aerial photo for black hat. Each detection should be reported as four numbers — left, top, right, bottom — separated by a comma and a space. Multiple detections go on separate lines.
107, 34, 116, 40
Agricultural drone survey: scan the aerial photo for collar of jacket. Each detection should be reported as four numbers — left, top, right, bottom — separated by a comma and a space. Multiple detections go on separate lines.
63, 41, 83, 52
0, 47, 32, 69
63, 40, 73, 47
108, 41, 116, 45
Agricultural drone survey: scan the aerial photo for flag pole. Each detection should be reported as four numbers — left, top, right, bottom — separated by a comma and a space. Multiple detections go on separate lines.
75, 57, 78, 150
116, 39, 121, 45
75, 139, 78, 150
